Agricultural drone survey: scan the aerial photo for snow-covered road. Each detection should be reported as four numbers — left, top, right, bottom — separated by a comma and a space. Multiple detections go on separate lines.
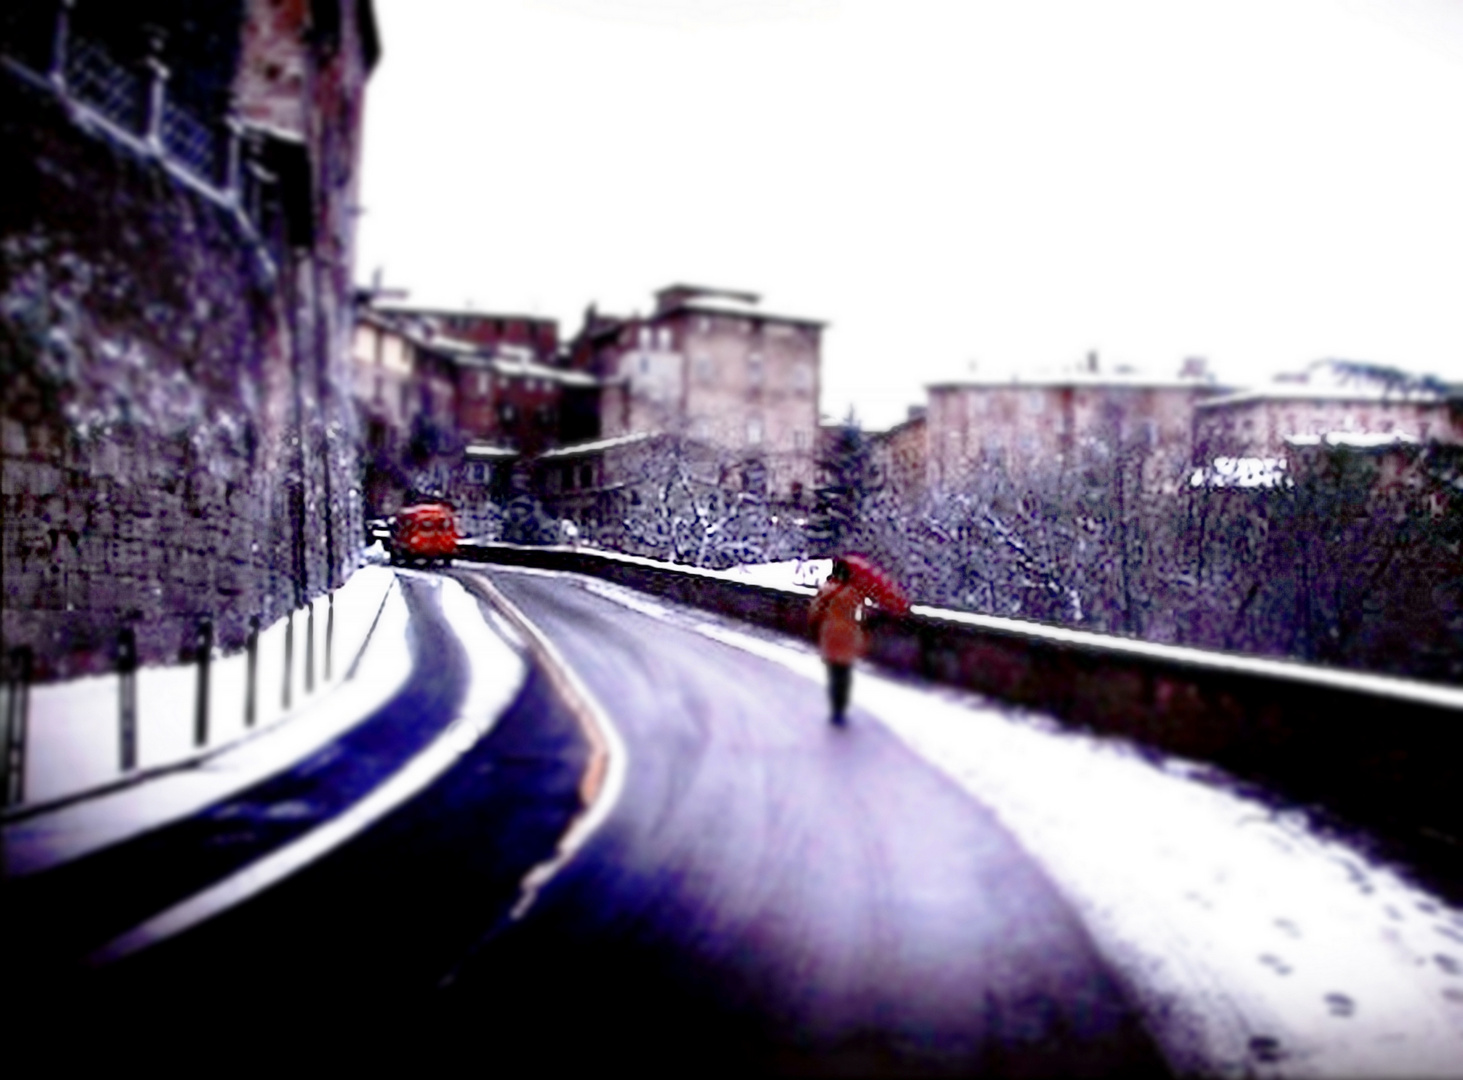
576, 569, 1463, 1078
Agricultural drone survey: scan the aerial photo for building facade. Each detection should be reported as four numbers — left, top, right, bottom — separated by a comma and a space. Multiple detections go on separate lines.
1193, 362, 1462, 464
566, 285, 823, 503
926, 361, 1220, 496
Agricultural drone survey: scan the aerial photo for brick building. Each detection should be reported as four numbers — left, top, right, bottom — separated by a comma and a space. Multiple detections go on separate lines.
565, 285, 824, 504
1193, 360, 1462, 464
925, 358, 1221, 497
1, 0, 378, 679
350, 301, 622, 514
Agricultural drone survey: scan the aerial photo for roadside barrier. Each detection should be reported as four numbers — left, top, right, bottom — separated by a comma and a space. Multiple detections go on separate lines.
457, 541, 1463, 887
0, 567, 396, 815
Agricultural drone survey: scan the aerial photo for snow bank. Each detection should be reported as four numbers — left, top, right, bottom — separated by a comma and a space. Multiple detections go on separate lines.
721, 558, 831, 590
18, 567, 397, 809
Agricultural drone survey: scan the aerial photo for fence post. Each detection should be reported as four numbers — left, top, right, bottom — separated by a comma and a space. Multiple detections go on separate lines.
193, 618, 212, 747
2, 647, 33, 808
48, 0, 75, 93
282, 609, 294, 711
142, 26, 168, 153
305, 599, 315, 694
118, 627, 138, 771
223, 113, 243, 204
325, 591, 335, 682
244, 615, 259, 728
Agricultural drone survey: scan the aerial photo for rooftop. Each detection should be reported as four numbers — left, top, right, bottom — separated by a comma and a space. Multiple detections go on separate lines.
463, 443, 520, 460
370, 302, 557, 325
537, 431, 661, 460
1198, 359, 1457, 409
1284, 432, 1420, 449
930, 370, 1220, 392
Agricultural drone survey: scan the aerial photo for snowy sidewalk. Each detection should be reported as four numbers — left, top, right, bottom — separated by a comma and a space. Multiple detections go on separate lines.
8, 566, 402, 812
3, 572, 526, 927
572, 570, 1463, 1080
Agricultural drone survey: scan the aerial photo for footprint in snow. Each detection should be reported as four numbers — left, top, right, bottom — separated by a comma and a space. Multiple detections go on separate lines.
1324, 993, 1355, 1017
1435, 954, 1461, 977
1274, 918, 1301, 938
1260, 954, 1293, 976
1435, 925, 1463, 945
1444, 988, 1463, 1005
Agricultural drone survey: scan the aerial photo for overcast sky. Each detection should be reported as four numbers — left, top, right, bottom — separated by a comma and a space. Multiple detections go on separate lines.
355, 0, 1463, 430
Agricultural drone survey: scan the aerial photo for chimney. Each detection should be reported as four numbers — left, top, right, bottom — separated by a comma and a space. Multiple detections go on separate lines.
1180, 356, 1209, 380
1086, 350, 1099, 373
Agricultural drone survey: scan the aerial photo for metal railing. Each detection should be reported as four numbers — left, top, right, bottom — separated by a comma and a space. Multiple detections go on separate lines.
160, 96, 222, 186
63, 36, 145, 132
3, 0, 266, 261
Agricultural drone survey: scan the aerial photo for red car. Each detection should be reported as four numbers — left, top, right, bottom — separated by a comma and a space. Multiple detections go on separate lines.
389, 502, 459, 566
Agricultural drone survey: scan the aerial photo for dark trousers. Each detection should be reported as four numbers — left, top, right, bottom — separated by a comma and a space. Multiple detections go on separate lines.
826, 662, 852, 720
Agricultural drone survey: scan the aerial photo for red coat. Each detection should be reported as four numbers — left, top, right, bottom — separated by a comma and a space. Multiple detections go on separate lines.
809, 581, 867, 664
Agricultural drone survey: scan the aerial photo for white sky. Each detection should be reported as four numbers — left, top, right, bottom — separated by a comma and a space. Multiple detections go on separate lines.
355, 0, 1463, 430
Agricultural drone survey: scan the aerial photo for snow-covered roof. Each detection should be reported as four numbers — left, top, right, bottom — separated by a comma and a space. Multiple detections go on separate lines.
464, 444, 519, 460
488, 355, 599, 387
418, 335, 483, 357
371, 302, 556, 324
1198, 385, 1450, 408
930, 371, 1219, 391
1284, 432, 1419, 449
660, 295, 825, 327
536, 431, 660, 459
1199, 360, 1455, 409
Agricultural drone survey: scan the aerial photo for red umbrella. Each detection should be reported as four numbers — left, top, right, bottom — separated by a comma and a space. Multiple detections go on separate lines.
842, 553, 910, 616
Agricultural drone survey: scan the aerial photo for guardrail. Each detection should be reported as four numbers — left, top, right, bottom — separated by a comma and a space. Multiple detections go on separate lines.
457, 540, 1463, 892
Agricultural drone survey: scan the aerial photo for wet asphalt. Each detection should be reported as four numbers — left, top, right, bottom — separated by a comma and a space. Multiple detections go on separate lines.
5, 567, 1168, 1074
442, 568, 1166, 1076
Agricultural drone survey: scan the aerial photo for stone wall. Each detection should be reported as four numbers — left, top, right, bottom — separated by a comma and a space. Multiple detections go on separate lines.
0, 68, 359, 681
456, 540, 1463, 896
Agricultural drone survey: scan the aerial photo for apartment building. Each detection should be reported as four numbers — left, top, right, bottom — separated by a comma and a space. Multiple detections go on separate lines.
567, 285, 824, 502
926, 357, 1220, 496
1194, 360, 1462, 461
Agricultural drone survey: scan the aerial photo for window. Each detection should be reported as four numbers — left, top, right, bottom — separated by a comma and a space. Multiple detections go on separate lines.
638, 326, 652, 348
499, 402, 517, 424
793, 364, 813, 392
477, 372, 491, 394
579, 463, 593, 488
748, 353, 764, 388
561, 464, 575, 491
656, 326, 671, 350
793, 430, 810, 452
694, 354, 713, 383
1024, 391, 1044, 415
747, 416, 764, 445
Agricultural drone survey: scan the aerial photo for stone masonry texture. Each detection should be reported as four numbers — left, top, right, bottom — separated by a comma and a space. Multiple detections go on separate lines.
1, 74, 360, 681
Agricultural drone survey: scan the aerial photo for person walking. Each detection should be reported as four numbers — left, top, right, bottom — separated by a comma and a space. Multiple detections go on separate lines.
809, 558, 867, 726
